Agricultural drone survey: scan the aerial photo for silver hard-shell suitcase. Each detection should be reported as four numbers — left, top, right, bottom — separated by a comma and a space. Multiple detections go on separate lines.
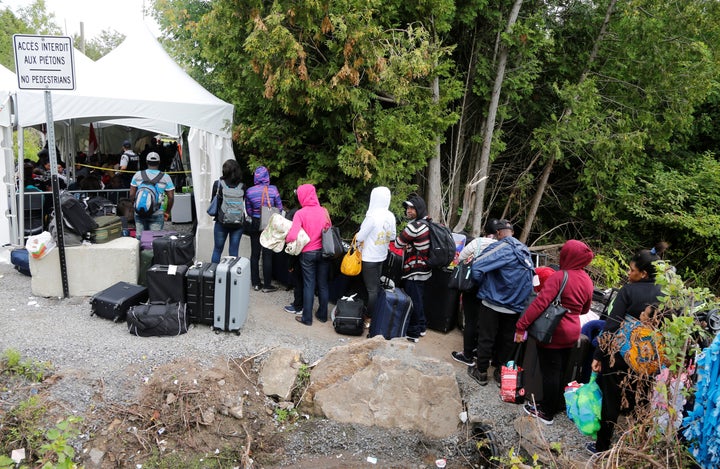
213, 256, 251, 333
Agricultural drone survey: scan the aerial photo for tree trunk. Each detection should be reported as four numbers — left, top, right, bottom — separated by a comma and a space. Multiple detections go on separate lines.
469, 0, 524, 237
519, 0, 617, 243
426, 75, 443, 221
448, 27, 480, 231
452, 116, 486, 233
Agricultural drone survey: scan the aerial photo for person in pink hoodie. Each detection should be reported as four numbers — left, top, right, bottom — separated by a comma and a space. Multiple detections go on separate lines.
514, 239, 595, 425
285, 184, 332, 326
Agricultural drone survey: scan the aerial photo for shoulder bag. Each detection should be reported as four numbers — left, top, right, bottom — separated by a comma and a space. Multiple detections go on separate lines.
340, 234, 362, 276
321, 209, 345, 259
260, 186, 281, 230
526, 270, 568, 344
449, 240, 508, 291
206, 180, 219, 217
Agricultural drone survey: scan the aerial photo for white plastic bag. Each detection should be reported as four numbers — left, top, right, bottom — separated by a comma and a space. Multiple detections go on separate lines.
25, 231, 56, 259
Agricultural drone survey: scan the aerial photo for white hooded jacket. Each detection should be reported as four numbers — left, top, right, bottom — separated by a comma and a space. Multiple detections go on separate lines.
356, 187, 396, 262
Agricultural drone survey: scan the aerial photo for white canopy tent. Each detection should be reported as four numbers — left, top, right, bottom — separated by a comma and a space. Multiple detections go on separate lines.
2, 26, 234, 254
0, 65, 16, 252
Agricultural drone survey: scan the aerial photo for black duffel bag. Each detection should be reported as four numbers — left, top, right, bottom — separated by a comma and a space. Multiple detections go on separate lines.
127, 301, 188, 337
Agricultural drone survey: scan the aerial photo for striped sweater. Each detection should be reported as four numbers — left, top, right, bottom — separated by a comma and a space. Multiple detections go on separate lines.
394, 218, 431, 281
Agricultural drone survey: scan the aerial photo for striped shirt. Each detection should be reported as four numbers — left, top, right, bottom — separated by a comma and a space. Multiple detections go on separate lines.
394, 218, 432, 281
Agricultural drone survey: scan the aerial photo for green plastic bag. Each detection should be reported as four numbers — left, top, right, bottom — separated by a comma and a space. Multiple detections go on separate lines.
565, 372, 602, 438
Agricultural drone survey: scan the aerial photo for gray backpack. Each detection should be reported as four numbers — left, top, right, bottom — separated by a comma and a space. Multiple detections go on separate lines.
218, 180, 247, 225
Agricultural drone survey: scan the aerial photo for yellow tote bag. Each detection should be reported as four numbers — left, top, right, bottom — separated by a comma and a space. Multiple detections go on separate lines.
340, 235, 362, 276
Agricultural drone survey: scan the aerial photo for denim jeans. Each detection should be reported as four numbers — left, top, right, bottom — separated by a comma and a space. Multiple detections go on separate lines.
249, 230, 273, 288
212, 222, 243, 263
403, 279, 427, 337
299, 250, 330, 324
134, 212, 165, 239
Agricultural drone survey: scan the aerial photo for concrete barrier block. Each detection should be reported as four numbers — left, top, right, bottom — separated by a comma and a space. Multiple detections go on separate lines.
30, 237, 140, 297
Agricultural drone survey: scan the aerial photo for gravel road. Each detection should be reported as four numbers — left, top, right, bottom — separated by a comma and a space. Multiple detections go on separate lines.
0, 250, 594, 467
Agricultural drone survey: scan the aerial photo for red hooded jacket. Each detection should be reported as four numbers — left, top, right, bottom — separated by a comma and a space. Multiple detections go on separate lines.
516, 240, 595, 349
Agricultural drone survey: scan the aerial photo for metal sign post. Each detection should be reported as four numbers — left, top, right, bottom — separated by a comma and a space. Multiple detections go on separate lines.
14, 34, 75, 298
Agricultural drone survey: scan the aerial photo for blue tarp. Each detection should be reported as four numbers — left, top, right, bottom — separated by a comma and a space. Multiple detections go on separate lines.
683, 333, 720, 468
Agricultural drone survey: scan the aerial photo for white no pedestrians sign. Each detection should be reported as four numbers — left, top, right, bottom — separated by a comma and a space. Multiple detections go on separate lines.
13, 35, 75, 91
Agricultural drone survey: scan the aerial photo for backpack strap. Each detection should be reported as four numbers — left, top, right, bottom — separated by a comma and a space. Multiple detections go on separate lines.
141, 170, 164, 185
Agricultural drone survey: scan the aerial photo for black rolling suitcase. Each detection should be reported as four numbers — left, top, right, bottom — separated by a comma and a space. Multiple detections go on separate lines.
152, 233, 195, 265
185, 262, 218, 325
423, 268, 460, 333
90, 281, 148, 322
146, 264, 188, 303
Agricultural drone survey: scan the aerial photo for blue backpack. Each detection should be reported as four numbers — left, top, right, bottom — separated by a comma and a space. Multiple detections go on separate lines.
134, 170, 164, 218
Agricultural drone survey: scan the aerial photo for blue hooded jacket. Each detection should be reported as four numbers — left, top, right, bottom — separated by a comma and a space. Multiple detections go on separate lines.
471, 236, 534, 313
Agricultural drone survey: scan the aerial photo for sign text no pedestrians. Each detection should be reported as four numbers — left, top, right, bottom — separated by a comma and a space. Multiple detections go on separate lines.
13, 35, 75, 91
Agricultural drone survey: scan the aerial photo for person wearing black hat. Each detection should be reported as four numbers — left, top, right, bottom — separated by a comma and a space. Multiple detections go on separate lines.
119, 140, 139, 187
393, 195, 431, 342
467, 219, 534, 386
450, 218, 500, 367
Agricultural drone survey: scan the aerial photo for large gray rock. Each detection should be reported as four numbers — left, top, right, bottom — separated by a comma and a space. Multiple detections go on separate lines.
304, 336, 462, 438
259, 348, 304, 401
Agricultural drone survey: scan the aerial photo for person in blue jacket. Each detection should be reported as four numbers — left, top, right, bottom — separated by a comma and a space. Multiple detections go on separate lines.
468, 219, 534, 386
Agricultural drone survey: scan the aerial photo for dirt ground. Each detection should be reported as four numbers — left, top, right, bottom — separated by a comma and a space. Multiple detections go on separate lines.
0, 261, 480, 469
1, 348, 479, 469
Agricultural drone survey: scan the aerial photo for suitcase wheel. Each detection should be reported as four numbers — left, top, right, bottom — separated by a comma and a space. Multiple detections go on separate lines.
214, 328, 220, 334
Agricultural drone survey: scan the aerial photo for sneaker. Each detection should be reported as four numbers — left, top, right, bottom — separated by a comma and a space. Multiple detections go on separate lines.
585, 442, 598, 455
419, 330, 427, 337
493, 367, 502, 388
262, 285, 278, 293
451, 351, 475, 366
253, 285, 261, 292
284, 305, 302, 315
468, 367, 488, 386
523, 403, 554, 425
406, 336, 419, 343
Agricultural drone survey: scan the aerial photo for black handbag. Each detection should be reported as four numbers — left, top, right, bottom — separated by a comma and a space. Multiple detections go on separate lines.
127, 301, 188, 337
526, 270, 568, 344
448, 261, 475, 291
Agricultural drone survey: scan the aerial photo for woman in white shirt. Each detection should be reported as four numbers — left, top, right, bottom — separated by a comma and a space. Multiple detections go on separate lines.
356, 187, 397, 316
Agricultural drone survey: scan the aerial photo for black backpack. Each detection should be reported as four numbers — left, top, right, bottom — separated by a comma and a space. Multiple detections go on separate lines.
85, 196, 116, 217
59, 191, 98, 238
422, 220, 456, 268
